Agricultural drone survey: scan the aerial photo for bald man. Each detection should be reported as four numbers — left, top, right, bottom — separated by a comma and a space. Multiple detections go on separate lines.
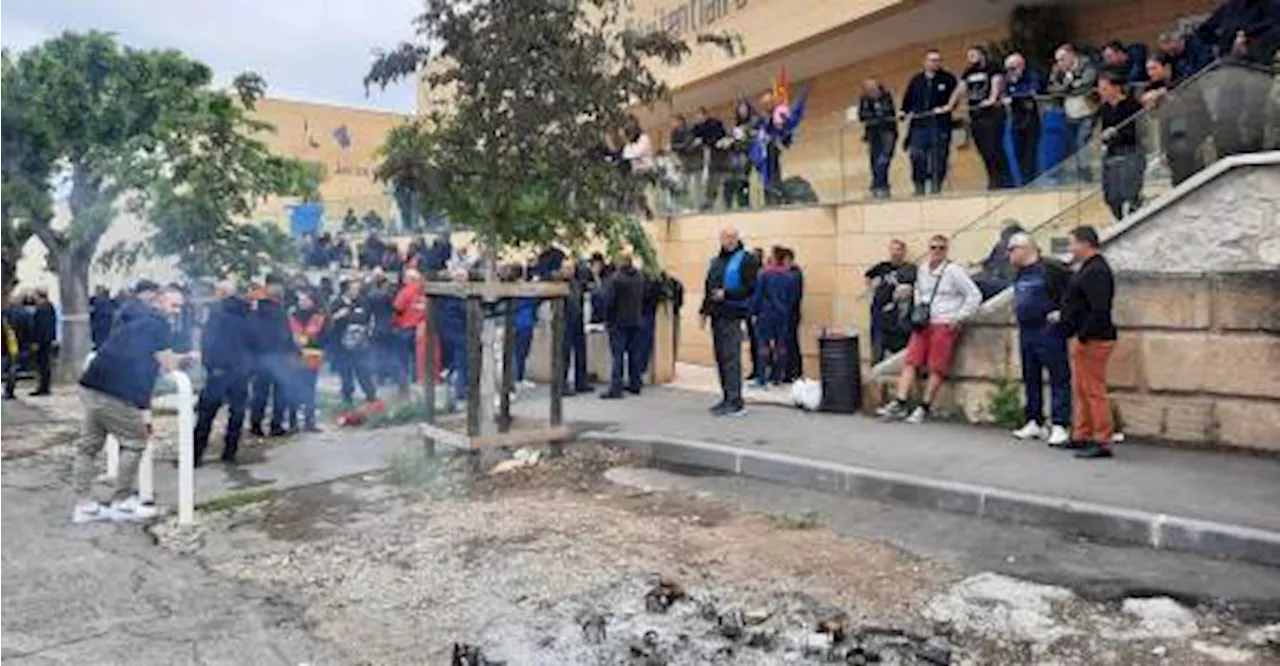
700, 228, 761, 416
194, 279, 253, 465
1003, 52, 1044, 184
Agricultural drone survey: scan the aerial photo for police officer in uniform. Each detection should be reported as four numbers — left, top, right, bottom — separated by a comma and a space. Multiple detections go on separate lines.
193, 279, 252, 465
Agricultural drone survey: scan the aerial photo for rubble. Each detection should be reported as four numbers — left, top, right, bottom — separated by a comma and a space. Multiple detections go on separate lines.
644, 576, 686, 613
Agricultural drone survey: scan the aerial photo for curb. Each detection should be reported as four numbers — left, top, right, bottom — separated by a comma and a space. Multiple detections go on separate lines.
581, 430, 1280, 568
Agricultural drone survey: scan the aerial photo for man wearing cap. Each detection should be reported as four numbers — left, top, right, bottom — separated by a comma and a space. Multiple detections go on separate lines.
1007, 233, 1072, 446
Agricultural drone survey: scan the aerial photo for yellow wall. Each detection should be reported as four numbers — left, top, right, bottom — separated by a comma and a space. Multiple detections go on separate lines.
246, 98, 409, 227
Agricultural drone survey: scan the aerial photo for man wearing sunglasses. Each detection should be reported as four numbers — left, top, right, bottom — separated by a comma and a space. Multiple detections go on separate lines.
878, 235, 982, 423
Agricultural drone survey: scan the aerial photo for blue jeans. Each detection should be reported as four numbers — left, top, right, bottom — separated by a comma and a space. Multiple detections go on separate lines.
868, 129, 895, 192
333, 348, 376, 404
443, 338, 468, 400
513, 328, 533, 382
1020, 327, 1071, 426
608, 324, 643, 392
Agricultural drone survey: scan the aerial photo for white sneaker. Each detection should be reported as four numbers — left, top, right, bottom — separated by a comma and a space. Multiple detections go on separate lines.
905, 406, 927, 424
109, 496, 158, 522
71, 501, 113, 524
1046, 425, 1070, 446
518, 380, 536, 390
1011, 421, 1045, 440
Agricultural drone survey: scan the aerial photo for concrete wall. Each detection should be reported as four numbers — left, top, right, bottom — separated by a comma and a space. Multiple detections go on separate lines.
927, 161, 1280, 452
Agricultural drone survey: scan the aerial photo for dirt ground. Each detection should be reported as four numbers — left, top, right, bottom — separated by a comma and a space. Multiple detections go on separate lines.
149, 445, 1280, 666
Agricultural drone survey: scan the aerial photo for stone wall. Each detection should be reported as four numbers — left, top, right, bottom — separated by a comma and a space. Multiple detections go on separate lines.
925, 160, 1280, 452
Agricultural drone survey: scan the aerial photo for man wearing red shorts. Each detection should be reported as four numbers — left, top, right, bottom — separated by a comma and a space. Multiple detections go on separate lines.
878, 234, 982, 423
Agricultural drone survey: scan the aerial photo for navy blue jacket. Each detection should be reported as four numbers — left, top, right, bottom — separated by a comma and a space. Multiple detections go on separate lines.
31, 303, 56, 344
80, 306, 171, 408
202, 296, 252, 374
1012, 259, 1071, 329
751, 267, 802, 326
435, 297, 468, 343
249, 299, 296, 357
901, 70, 958, 129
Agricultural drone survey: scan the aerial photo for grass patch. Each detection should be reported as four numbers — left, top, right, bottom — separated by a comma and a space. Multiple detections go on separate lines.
770, 510, 821, 530
384, 446, 453, 489
197, 486, 278, 513
987, 376, 1025, 429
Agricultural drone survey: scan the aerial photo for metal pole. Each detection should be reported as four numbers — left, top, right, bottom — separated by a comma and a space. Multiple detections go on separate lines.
174, 370, 195, 525
499, 302, 515, 433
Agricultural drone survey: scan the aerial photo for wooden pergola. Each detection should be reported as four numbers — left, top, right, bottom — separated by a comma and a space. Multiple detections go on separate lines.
419, 280, 574, 456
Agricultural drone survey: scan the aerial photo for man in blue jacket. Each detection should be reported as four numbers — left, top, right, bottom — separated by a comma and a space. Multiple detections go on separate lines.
900, 49, 960, 196
72, 286, 184, 523
700, 228, 760, 416
194, 279, 253, 465
1007, 233, 1072, 447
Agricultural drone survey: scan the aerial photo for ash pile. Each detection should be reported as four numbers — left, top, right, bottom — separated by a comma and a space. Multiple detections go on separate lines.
452, 575, 958, 665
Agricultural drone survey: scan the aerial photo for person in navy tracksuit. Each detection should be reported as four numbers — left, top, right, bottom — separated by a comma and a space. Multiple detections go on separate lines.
750, 246, 802, 387
512, 295, 538, 386
1007, 232, 1072, 446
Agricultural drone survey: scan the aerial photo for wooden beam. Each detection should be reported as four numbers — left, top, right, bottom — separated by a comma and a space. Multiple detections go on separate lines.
418, 422, 471, 450
422, 281, 569, 299
549, 297, 565, 427
469, 425, 574, 451
466, 296, 483, 437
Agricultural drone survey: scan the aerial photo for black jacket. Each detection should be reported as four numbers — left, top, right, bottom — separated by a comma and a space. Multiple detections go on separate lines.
700, 242, 760, 319
858, 87, 898, 140
249, 299, 297, 357
89, 296, 117, 348
202, 296, 252, 374
602, 266, 645, 328
1062, 254, 1117, 342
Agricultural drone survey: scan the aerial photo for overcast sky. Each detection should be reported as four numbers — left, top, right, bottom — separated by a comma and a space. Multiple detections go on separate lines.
1, 0, 424, 112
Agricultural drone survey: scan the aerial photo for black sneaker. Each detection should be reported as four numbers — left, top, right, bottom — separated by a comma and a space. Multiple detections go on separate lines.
1074, 444, 1113, 459
249, 425, 265, 437
626, 385, 642, 395
268, 427, 289, 437
599, 390, 624, 400
1050, 438, 1088, 450
708, 400, 729, 415
720, 402, 748, 418
875, 400, 908, 420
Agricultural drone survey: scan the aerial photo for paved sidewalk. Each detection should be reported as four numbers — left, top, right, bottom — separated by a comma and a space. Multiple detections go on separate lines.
514, 386, 1280, 534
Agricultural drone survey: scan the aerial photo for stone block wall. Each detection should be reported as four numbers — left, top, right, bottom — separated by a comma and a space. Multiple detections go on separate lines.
944, 273, 1280, 452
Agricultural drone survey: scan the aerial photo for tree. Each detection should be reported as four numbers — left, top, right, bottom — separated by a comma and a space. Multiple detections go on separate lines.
366, 0, 737, 269
2, 32, 312, 375
100, 75, 319, 282
1, 49, 52, 302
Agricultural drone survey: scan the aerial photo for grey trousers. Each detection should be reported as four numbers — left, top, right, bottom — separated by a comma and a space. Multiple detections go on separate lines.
711, 316, 744, 406
72, 387, 148, 503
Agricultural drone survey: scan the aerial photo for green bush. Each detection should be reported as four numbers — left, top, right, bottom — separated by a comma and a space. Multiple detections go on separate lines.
987, 377, 1025, 429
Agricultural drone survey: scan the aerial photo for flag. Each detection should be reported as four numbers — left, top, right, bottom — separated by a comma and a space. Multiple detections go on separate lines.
772, 65, 790, 108
332, 124, 352, 150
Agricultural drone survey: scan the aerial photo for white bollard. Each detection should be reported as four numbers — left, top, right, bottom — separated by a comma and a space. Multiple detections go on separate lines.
104, 435, 120, 481
138, 411, 154, 504
171, 370, 195, 525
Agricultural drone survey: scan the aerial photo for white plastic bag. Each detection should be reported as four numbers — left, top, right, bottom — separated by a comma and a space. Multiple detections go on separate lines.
790, 379, 822, 412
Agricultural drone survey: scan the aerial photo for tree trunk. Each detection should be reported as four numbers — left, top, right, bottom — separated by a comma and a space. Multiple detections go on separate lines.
56, 253, 92, 383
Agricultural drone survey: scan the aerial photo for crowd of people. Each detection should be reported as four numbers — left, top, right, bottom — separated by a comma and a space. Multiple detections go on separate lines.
626, 4, 1278, 215
1, 288, 58, 399
854, 5, 1278, 207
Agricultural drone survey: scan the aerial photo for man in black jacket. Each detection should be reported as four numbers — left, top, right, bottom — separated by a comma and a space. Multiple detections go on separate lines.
194, 280, 253, 465
900, 49, 960, 196
692, 107, 728, 211
700, 227, 760, 417
28, 288, 56, 396
249, 279, 297, 437
330, 279, 379, 405
858, 78, 898, 198
1054, 226, 1118, 460
600, 254, 645, 399
559, 258, 591, 396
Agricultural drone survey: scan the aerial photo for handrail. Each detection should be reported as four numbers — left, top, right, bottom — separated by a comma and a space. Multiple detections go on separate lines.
84, 353, 196, 525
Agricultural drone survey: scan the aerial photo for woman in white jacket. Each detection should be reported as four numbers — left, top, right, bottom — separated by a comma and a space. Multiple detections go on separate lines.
878, 234, 983, 423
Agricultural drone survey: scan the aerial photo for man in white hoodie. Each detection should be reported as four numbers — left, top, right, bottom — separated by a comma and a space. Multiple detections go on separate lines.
879, 234, 982, 423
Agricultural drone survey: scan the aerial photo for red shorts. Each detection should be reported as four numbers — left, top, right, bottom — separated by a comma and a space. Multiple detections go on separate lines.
904, 324, 961, 376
